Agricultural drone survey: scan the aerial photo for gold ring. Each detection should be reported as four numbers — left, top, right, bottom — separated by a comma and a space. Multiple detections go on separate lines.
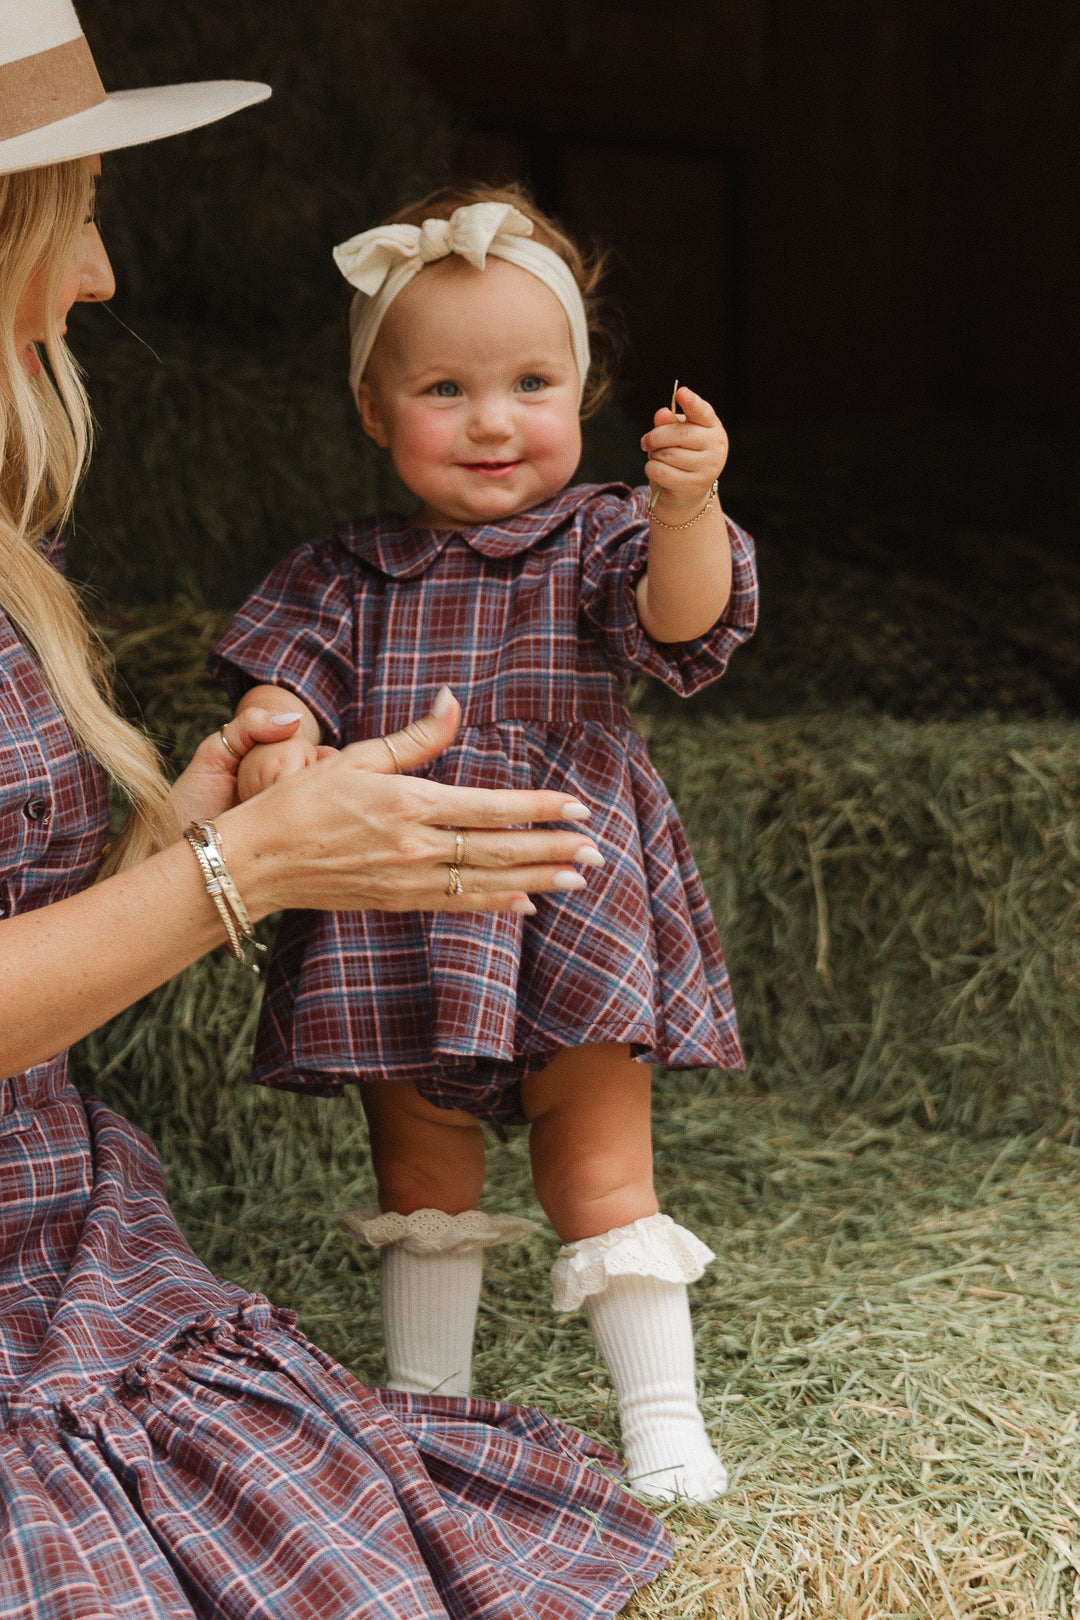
219, 726, 243, 761
446, 864, 464, 896
461, 828, 470, 866
453, 828, 465, 866
381, 735, 403, 773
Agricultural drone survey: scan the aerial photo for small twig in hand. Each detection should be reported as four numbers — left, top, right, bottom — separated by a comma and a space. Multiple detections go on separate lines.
649, 379, 680, 513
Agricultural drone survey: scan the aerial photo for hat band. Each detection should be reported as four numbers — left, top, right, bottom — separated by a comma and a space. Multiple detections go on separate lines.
0, 37, 106, 144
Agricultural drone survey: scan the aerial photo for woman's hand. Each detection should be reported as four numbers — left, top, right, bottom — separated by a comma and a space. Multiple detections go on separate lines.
172, 708, 311, 826
217, 688, 603, 918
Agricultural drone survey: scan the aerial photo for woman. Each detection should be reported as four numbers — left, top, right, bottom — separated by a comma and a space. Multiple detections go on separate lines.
0, 6, 671, 1616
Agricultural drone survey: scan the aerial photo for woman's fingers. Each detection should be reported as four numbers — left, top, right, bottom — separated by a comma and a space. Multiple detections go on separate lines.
345, 686, 461, 775
225, 707, 305, 755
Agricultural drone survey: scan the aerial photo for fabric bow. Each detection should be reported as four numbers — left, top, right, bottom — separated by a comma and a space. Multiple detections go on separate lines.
333, 200, 591, 404
333, 203, 535, 296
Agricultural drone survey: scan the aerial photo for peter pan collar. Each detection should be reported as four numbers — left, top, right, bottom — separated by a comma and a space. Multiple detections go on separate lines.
333, 483, 631, 579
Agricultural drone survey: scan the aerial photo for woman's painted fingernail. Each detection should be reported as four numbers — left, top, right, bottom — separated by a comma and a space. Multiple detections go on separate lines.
574, 846, 605, 867
512, 898, 538, 915
272, 712, 303, 725
561, 800, 591, 820
432, 685, 455, 718
553, 870, 588, 890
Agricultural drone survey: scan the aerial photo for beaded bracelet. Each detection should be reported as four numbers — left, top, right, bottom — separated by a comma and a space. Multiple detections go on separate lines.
649, 479, 720, 531
184, 821, 266, 974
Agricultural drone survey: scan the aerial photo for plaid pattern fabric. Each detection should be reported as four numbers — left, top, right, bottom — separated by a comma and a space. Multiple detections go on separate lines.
210, 483, 758, 1122
0, 599, 672, 1617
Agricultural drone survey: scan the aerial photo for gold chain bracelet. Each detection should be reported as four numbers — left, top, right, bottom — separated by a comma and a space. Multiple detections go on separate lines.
649, 479, 719, 531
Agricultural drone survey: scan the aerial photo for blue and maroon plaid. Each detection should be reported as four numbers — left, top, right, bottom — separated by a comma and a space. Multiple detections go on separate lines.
210, 483, 758, 1122
0, 597, 671, 1617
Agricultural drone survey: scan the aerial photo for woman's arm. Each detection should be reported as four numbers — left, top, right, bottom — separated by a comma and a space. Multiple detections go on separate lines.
0, 692, 600, 1080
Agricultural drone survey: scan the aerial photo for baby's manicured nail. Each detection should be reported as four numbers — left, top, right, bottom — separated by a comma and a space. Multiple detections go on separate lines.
512, 898, 538, 915
272, 712, 303, 725
553, 870, 588, 890
574, 846, 605, 868
561, 800, 591, 820
432, 685, 455, 718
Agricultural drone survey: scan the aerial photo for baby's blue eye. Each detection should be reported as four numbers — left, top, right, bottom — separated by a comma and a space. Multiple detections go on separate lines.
430, 380, 461, 398
517, 375, 546, 394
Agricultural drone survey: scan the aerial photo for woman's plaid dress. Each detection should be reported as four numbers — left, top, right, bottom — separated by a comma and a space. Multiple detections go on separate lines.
0, 600, 671, 1618
210, 484, 757, 1123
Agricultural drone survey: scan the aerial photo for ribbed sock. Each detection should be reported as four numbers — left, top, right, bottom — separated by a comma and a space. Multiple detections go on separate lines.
380, 1244, 483, 1397
584, 1273, 728, 1503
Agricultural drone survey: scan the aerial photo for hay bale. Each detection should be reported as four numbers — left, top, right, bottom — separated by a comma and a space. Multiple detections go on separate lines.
86, 612, 1080, 1137
645, 711, 1080, 1136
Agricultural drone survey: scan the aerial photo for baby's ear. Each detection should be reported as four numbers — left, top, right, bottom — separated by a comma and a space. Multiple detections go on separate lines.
357, 382, 390, 448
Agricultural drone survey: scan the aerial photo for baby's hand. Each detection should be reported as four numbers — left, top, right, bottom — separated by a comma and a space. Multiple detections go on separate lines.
237, 734, 325, 802
641, 385, 729, 523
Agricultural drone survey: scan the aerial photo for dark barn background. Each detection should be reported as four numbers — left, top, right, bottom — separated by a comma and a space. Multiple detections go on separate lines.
69, 0, 1080, 722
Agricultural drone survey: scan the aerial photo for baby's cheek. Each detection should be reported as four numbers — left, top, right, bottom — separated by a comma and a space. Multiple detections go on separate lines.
530, 410, 581, 483
391, 409, 455, 478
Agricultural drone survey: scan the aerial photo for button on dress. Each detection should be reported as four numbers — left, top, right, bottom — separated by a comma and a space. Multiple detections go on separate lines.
0, 587, 671, 1618
210, 484, 758, 1123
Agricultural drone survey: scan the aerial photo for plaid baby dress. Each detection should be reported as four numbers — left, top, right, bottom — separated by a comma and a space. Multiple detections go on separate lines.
210, 483, 758, 1124
0, 592, 671, 1618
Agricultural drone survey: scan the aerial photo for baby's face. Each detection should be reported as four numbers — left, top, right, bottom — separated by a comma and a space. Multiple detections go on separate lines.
358, 256, 582, 529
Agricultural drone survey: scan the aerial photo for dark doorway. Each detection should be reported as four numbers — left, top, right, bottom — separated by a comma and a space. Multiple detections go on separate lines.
448, 124, 746, 418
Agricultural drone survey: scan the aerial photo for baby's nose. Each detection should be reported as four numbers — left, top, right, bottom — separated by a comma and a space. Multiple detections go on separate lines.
468, 395, 513, 437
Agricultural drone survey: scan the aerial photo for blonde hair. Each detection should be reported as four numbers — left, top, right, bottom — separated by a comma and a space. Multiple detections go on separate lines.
0, 159, 179, 875
382, 182, 619, 417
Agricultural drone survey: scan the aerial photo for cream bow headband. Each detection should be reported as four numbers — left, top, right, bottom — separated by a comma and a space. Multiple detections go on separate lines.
333, 202, 591, 406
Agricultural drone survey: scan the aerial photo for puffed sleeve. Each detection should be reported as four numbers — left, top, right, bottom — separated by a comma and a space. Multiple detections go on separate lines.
578, 484, 758, 696
207, 538, 355, 747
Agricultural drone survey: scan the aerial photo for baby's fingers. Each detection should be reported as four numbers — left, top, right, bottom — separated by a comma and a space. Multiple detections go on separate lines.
672, 385, 722, 428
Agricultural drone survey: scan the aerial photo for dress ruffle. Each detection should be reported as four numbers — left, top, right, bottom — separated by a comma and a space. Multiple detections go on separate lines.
551, 1214, 715, 1312
338, 1206, 541, 1254
3, 1301, 669, 1620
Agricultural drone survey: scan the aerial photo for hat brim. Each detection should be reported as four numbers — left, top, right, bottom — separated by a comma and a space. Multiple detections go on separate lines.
0, 81, 271, 176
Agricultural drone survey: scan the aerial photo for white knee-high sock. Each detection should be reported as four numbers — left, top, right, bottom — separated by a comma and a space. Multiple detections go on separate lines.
339, 1206, 540, 1398
584, 1273, 728, 1502
380, 1243, 481, 1396
552, 1213, 727, 1503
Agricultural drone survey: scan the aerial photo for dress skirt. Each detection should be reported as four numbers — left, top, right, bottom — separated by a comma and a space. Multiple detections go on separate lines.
0, 1063, 671, 1620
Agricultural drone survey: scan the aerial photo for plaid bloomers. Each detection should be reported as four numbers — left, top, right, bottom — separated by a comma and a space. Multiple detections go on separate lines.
210, 483, 758, 1123
0, 596, 671, 1618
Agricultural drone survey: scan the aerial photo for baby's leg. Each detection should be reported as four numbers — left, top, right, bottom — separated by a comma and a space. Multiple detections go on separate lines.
523, 1045, 727, 1504
363, 1078, 485, 1216
348, 1081, 533, 1397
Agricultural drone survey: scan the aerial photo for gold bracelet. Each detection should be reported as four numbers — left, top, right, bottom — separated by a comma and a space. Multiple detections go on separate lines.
649, 480, 719, 531
184, 822, 265, 974
193, 821, 257, 939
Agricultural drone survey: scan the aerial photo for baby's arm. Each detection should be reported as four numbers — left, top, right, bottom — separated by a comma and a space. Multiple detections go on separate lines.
635, 386, 733, 643
234, 684, 325, 802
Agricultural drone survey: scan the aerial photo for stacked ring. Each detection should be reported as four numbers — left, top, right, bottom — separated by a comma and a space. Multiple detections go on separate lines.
446, 864, 464, 896
453, 828, 465, 866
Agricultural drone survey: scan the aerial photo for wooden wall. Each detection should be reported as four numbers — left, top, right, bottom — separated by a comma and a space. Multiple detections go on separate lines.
399, 0, 1080, 420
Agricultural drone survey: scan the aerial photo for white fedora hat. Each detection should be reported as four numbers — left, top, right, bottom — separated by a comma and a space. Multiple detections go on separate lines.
0, 0, 270, 176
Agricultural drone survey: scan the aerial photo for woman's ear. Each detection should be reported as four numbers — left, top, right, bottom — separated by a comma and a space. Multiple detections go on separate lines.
357, 381, 390, 448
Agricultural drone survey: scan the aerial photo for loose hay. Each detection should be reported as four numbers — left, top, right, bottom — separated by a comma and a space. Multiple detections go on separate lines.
73, 615, 1080, 1616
